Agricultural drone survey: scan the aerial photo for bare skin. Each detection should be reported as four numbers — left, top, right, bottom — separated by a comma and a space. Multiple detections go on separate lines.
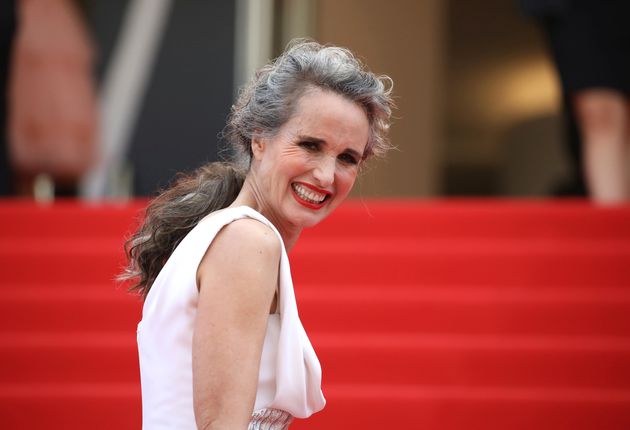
573, 88, 630, 204
193, 219, 281, 430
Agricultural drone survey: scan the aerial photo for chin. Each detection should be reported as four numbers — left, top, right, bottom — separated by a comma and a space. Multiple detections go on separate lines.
294, 211, 328, 228
285, 192, 336, 228
289, 204, 334, 229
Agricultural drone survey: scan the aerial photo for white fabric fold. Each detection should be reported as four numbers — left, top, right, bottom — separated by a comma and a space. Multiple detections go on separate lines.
137, 206, 325, 429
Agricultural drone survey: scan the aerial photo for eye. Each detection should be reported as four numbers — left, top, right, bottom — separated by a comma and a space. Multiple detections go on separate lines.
298, 141, 320, 151
338, 152, 359, 165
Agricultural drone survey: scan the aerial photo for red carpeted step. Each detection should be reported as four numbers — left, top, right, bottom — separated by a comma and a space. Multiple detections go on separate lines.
0, 287, 142, 332
2, 285, 630, 337
1, 383, 629, 430
0, 200, 146, 240
313, 333, 630, 389
1, 199, 629, 430
2, 200, 629, 241
302, 200, 630, 241
2, 237, 629, 286
296, 384, 630, 430
55, 199, 630, 245
3, 332, 629, 390
0, 239, 127, 285
0, 333, 139, 384
291, 244, 630, 287
0, 383, 141, 430
297, 286, 630, 337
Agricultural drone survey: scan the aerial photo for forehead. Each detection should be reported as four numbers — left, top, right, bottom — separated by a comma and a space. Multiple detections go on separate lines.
285, 89, 370, 151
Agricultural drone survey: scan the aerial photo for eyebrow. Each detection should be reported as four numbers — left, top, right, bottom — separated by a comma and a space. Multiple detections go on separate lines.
297, 134, 363, 160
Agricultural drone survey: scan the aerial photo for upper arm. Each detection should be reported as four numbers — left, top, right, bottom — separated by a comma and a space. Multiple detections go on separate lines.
192, 218, 281, 430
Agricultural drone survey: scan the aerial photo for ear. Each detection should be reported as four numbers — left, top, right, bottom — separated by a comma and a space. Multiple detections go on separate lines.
251, 135, 266, 161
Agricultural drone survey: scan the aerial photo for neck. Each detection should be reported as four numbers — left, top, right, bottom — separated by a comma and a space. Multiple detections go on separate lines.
230, 177, 302, 251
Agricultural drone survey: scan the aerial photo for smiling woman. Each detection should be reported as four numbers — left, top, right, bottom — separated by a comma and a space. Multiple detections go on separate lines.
247, 87, 370, 234
119, 39, 394, 430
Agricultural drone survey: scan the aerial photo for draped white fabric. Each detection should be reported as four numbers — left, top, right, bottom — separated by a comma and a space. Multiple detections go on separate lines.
137, 206, 325, 429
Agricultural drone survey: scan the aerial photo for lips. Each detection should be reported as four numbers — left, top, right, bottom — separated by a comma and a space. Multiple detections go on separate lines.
291, 182, 331, 209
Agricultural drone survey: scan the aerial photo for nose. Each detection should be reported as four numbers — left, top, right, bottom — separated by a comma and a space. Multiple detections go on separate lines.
313, 155, 335, 188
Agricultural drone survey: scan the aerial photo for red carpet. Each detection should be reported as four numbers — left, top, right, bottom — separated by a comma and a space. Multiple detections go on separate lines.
0, 199, 629, 429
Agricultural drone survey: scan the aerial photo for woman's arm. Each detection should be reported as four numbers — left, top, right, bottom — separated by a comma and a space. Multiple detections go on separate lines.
193, 218, 281, 430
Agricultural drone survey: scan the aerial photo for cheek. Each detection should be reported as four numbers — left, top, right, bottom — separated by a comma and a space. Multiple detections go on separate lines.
286, 154, 317, 178
336, 168, 359, 195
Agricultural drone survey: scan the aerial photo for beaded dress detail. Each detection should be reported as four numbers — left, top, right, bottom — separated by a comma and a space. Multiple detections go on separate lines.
249, 408, 293, 430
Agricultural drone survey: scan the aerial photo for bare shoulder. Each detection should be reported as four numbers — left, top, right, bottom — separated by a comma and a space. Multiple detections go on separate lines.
197, 218, 281, 285
217, 218, 281, 256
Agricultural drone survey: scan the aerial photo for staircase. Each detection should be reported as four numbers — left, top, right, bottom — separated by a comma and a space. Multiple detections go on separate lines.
1, 199, 629, 429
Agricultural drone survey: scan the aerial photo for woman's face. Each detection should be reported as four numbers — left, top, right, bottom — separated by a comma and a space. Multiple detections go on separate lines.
251, 88, 369, 229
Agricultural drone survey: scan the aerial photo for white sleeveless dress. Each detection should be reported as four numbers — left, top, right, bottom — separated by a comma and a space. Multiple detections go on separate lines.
136, 206, 326, 429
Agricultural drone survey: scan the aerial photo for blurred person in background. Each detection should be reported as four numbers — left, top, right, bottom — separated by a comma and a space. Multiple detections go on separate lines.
8, 0, 97, 197
521, 0, 630, 204
0, 0, 16, 195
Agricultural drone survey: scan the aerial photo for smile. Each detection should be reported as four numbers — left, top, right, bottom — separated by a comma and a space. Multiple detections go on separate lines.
291, 182, 331, 208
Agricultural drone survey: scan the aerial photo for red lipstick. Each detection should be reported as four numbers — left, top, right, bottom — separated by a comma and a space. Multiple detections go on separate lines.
291, 182, 332, 210
297, 182, 332, 196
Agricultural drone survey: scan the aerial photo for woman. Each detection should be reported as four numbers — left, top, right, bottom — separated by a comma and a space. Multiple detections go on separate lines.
121, 40, 394, 429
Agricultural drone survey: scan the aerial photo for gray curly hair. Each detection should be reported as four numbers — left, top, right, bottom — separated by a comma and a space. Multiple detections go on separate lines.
225, 39, 394, 162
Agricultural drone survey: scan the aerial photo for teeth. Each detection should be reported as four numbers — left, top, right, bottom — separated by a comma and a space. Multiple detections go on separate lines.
292, 183, 327, 204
